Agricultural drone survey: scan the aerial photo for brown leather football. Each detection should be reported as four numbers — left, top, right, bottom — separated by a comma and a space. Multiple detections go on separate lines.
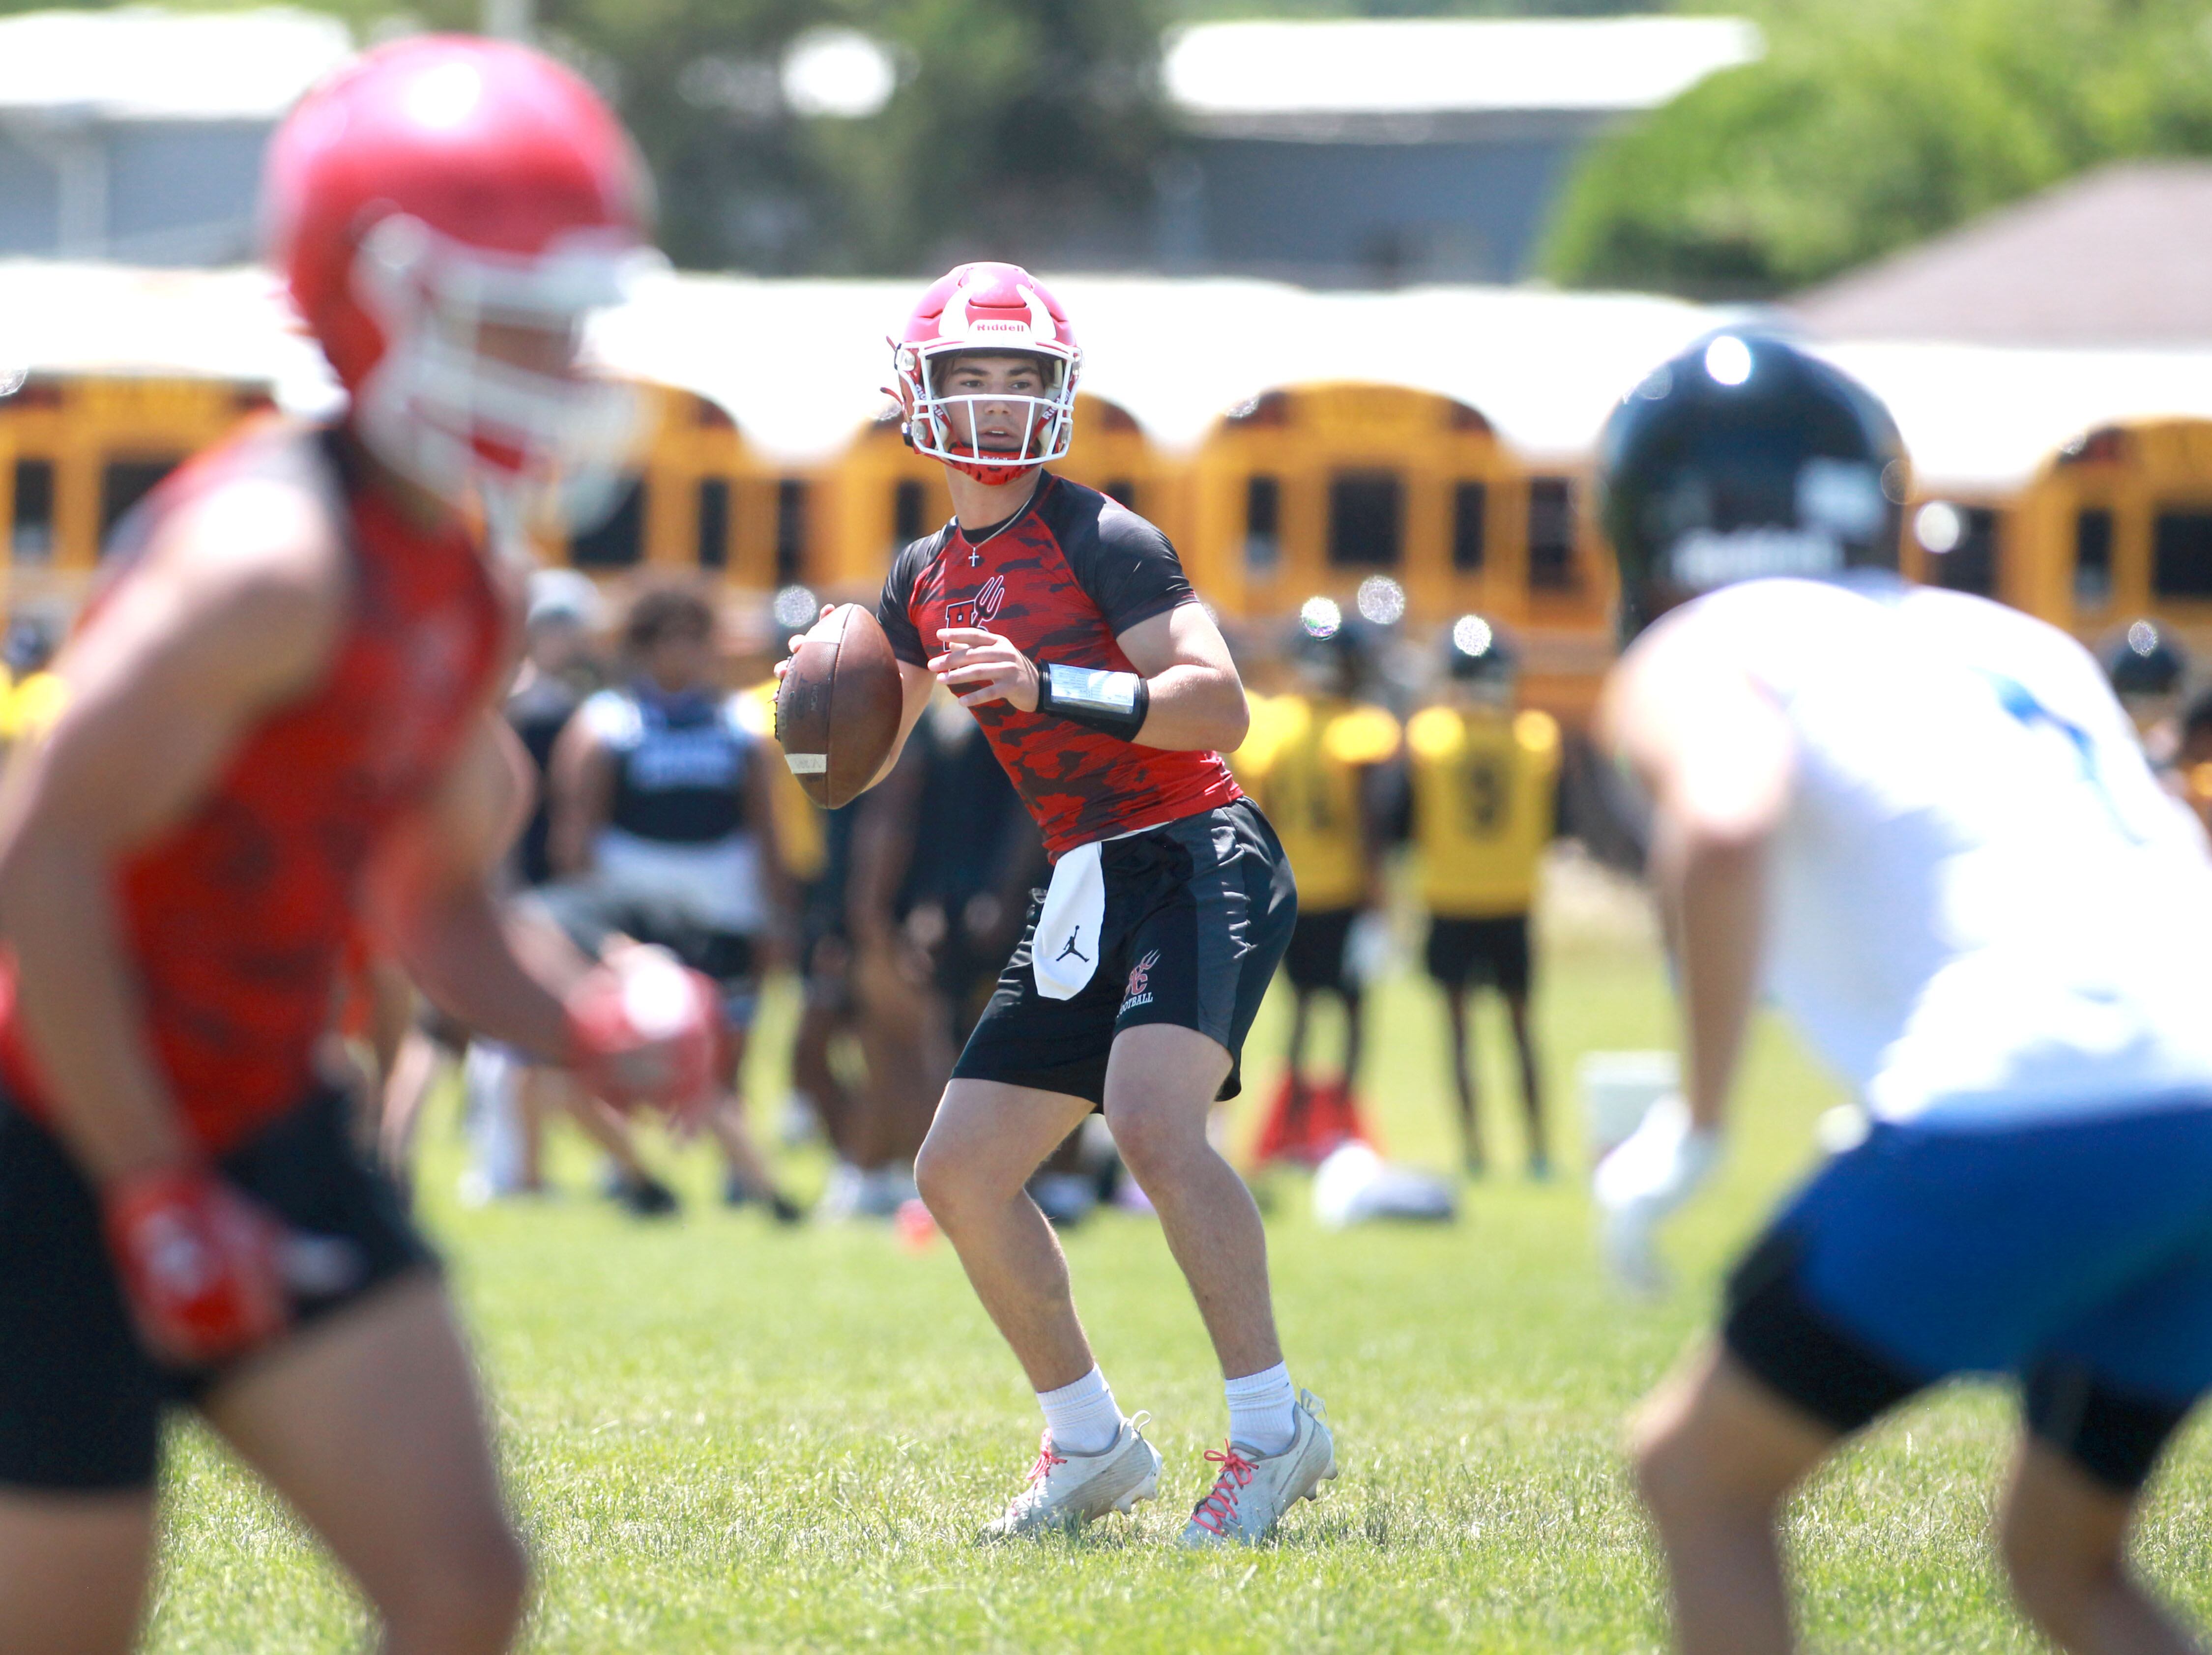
773, 603, 904, 808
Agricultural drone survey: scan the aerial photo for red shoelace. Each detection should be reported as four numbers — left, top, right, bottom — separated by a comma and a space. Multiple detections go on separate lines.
1187, 1445, 1256, 1534
1024, 1437, 1068, 1487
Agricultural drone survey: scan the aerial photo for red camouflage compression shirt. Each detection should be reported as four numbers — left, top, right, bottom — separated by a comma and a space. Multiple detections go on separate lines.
0, 427, 507, 1155
877, 473, 1242, 858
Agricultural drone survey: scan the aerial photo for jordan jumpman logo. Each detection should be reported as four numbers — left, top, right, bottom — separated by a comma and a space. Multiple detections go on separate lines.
1055, 929, 1089, 964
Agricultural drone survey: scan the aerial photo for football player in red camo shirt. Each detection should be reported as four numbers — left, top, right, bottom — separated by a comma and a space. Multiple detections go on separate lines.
0, 40, 720, 1655
786, 265, 1332, 1545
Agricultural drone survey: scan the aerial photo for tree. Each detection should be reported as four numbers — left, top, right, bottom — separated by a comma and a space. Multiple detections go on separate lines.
1543, 0, 2212, 298
536, 0, 1169, 274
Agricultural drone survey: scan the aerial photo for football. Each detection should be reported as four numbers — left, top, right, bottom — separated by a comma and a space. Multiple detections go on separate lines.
773, 603, 904, 808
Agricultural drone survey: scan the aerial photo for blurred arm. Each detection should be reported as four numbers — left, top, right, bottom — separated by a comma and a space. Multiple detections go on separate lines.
1600, 615, 1794, 1132
0, 480, 343, 1182
546, 711, 613, 878
368, 714, 576, 1061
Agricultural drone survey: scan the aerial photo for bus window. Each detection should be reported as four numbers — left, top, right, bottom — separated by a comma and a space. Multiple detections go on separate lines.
1244, 475, 1281, 572
1105, 477, 1137, 510
1452, 481, 1487, 572
1329, 471, 1401, 568
697, 477, 730, 570
776, 479, 809, 583
100, 455, 183, 546
2154, 509, 2212, 599
1925, 505, 1999, 595
2074, 508, 2113, 608
1527, 477, 1576, 591
11, 459, 53, 562
893, 478, 928, 546
573, 475, 646, 568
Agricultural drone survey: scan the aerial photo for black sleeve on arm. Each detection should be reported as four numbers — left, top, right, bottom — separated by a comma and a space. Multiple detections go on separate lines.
1047, 486, 1198, 638
875, 533, 942, 668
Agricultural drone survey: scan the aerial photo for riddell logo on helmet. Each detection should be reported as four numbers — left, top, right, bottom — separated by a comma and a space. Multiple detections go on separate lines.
1121, 949, 1161, 1011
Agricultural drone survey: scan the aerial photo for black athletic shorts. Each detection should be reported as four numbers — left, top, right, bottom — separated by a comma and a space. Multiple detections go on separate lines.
0, 1086, 435, 1492
1283, 905, 1358, 994
954, 798, 1296, 1105
1425, 913, 1532, 997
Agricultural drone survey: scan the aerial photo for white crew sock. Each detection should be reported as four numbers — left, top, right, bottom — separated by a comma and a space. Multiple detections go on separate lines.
1037, 1366, 1124, 1457
1224, 1362, 1297, 1457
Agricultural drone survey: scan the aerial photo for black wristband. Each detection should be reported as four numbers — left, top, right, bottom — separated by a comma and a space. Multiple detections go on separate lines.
1033, 660, 1150, 741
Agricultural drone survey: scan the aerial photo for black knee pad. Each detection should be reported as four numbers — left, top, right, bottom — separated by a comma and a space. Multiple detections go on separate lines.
1721, 1226, 1928, 1437
2023, 1359, 2197, 1494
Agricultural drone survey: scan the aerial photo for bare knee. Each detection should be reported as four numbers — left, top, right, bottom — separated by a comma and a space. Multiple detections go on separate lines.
914, 1128, 1018, 1231
379, 1518, 528, 1655
1102, 1102, 1191, 1187
1630, 1402, 1714, 1526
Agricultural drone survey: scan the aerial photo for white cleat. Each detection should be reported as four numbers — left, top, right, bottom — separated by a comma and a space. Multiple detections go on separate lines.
1177, 1390, 1338, 1548
980, 1414, 1162, 1540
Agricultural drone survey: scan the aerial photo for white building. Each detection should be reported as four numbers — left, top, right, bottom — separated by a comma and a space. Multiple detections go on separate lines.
1155, 16, 1761, 285
0, 7, 351, 263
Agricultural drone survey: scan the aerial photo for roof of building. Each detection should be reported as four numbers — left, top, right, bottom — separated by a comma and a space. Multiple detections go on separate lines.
1793, 162, 2212, 348
0, 6, 352, 123
1163, 16, 1762, 139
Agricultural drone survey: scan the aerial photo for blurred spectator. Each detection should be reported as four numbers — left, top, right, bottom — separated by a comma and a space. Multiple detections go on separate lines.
0, 618, 63, 747
2102, 618, 2189, 765
827, 690, 1048, 1219
1234, 599, 1400, 1161
1404, 616, 1557, 1179
549, 580, 801, 1219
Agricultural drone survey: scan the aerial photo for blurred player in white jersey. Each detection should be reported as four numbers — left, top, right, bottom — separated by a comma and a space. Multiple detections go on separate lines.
1593, 332, 2212, 1655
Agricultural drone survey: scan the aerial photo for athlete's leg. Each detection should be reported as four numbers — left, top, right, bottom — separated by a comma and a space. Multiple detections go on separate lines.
375, 1026, 446, 1185
1628, 1341, 1837, 1655
559, 1077, 657, 1182
1442, 986, 1481, 1170
1999, 1439, 2203, 1655
914, 1080, 1101, 1390
1504, 990, 1547, 1171
1282, 988, 1313, 1129
0, 1492, 154, 1655
705, 1026, 772, 1190
1339, 984, 1366, 1093
1104, 1024, 1282, 1379
200, 1277, 526, 1655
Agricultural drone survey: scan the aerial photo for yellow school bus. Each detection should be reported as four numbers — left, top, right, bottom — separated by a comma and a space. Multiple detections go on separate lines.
2000, 419, 2212, 654
1185, 381, 1616, 721
0, 370, 274, 593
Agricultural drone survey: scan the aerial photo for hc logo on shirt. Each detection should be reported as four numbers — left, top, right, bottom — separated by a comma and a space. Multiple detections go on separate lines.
944, 573, 1008, 634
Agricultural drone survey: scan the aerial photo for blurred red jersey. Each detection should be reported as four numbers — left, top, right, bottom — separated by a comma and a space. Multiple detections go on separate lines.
877, 474, 1241, 857
0, 428, 507, 1154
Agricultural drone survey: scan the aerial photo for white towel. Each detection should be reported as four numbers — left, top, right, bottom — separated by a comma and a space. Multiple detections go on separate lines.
1032, 840, 1106, 1000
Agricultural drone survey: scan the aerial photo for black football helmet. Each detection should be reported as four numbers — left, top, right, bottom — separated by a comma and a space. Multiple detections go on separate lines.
1442, 613, 1516, 687
2103, 619, 2188, 699
1287, 595, 1367, 695
1598, 332, 1909, 643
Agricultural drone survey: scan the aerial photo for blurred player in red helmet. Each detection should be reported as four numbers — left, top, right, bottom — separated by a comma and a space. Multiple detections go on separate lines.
0, 37, 719, 1654
785, 262, 1329, 1546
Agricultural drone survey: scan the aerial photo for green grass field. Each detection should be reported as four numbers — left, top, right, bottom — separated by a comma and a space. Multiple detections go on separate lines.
145, 887, 2212, 1653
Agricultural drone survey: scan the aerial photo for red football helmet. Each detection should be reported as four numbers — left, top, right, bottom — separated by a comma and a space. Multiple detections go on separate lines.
891, 263, 1080, 486
264, 36, 657, 524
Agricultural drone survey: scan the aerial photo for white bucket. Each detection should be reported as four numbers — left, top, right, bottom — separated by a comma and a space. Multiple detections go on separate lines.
1578, 1050, 1679, 1168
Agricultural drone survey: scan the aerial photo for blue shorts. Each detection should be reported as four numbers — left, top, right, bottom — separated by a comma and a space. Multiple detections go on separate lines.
1724, 1101, 2212, 1488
